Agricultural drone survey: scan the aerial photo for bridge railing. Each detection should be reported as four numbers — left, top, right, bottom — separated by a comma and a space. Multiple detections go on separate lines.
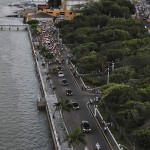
0, 24, 27, 31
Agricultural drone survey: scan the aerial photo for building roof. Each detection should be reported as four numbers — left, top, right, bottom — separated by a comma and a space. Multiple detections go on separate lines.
29, 12, 54, 18
38, 4, 49, 10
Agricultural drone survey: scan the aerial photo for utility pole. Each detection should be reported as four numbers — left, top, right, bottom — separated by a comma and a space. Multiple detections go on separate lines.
107, 68, 110, 84
112, 62, 115, 72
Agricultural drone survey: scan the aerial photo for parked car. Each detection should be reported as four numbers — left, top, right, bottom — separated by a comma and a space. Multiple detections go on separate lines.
81, 121, 91, 133
58, 71, 64, 77
61, 79, 68, 86
66, 89, 73, 96
71, 102, 79, 110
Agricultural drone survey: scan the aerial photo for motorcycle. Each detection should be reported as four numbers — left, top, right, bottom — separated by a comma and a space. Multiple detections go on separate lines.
95, 143, 101, 150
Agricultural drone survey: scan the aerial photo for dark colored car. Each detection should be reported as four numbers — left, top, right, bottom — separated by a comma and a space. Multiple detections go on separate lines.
61, 79, 68, 86
72, 102, 79, 110
81, 121, 91, 133
66, 89, 73, 96
57, 66, 62, 71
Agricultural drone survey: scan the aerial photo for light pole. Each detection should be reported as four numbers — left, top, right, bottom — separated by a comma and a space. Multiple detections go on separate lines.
112, 61, 115, 72
107, 68, 110, 84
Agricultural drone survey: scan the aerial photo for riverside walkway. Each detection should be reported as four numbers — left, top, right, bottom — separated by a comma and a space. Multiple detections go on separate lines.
37, 54, 73, 150
27, 25, 73, 150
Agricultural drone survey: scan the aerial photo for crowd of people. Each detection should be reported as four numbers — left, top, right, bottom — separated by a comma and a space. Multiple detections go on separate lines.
38, 21, 64, 64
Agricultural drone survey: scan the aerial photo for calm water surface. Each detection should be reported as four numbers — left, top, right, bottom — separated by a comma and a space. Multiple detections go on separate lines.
0, 0, 53, 149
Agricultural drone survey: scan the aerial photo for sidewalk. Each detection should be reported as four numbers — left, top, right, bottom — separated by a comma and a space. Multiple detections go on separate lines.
36, 51, 73, 150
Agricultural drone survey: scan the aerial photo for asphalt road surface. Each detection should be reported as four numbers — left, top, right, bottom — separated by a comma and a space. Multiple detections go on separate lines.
51, 62, 112, 150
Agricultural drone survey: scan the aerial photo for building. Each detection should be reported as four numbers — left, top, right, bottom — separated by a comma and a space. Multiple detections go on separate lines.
25, 12, 54, 22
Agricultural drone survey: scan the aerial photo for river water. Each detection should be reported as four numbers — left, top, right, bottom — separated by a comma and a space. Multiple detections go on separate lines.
0, 0, 53, 149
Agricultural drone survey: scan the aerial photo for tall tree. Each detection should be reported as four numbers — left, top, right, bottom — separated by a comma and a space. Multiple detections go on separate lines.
103, 84, 138, 111
53, 97, 73, 116
64, 128, 86, 147
132, 127, 150, 149
48, 0, 61, 8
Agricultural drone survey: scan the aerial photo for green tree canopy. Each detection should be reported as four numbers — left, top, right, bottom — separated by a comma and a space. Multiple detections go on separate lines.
53, 97, 73, 113
64, 128, 86, 147
138, 85, 150, 102
110, 66, 136, 83
123, 52, 150, 77
116, 108, 144, 132
99, 29, 130, 43
103, 84, 137, 110
132, 127, 150, 149
48, 0, 61, 8
77, 51, 106, 73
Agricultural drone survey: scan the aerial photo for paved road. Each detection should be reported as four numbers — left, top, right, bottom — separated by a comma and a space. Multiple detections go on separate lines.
51, 61, 112, 150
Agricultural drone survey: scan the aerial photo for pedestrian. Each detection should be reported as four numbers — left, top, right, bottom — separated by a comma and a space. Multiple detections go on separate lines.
95, 96, 99, 104
102, 120, 105, 126
52, 113, 55, 119
90, 99, 93, 105
58, 137, 61, 144
104, 126, 107, 133
95, 143, 101, 150
82, 86, 84, 91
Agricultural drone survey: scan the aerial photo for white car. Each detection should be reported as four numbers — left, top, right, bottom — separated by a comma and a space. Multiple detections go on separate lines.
58, 71, 64, 77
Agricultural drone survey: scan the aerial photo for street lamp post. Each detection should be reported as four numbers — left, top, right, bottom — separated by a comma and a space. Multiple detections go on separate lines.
107, 68, 110, 84
112, 62, 115, 72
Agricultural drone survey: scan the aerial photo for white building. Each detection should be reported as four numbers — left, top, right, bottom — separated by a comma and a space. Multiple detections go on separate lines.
61, 0, 99, 10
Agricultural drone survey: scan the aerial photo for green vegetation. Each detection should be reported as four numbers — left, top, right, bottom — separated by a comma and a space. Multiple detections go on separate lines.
27, 20, 39, 25
64, 128, 86, 147
39, 46, 54, 60
53, 97, 73, 113
27, 20, 40, 36
56, 0, 150, 149
48, 0, 61, 9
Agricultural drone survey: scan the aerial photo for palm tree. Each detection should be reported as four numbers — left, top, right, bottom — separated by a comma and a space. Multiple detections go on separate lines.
53, 97, 73, 116
64, 128, 87, 147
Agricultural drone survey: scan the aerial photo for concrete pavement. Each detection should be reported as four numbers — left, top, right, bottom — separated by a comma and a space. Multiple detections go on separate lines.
36, 51, 73, 150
